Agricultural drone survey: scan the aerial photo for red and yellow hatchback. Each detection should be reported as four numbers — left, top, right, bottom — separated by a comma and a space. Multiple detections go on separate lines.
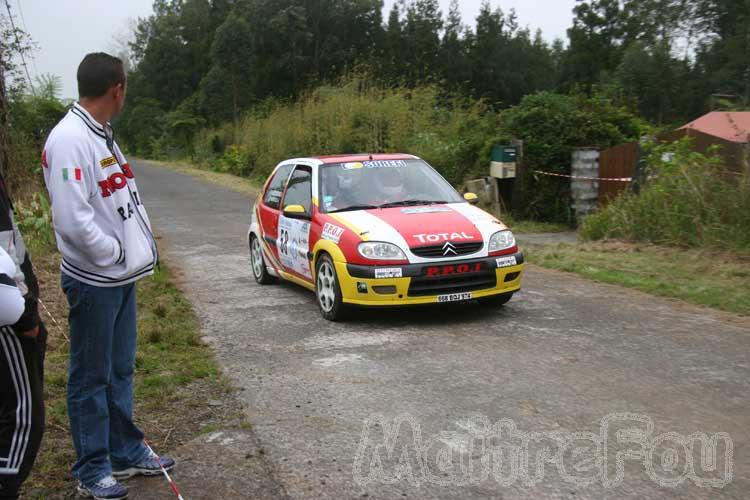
248, 154, 524, 320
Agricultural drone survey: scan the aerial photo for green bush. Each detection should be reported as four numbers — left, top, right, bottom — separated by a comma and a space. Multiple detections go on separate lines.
5, 94, 66, 198
14, 193, 55, 254
502, 89, 646, 222
580, 139, 750, 251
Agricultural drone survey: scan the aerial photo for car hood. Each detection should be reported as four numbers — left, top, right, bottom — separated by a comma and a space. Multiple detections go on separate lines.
329, 203, 508, 262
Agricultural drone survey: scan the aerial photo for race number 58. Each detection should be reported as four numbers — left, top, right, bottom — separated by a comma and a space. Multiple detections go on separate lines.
279, 229, 290, 256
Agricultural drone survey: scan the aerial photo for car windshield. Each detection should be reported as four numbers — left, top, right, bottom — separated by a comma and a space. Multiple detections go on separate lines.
318, 159, 464, 213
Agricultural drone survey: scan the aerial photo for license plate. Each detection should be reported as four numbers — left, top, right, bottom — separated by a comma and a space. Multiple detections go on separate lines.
437, 292, 473, 303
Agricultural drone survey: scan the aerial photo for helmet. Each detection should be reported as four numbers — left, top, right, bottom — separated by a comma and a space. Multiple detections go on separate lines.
375, 167, 405, 197
322, 168, 339, 195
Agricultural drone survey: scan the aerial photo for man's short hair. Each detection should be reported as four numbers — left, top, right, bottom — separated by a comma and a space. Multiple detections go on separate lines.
77, 52, 126, 98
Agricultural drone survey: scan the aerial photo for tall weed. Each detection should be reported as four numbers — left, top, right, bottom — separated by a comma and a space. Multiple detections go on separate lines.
14, 192, 56, 254
195, 81, 504, 184
581, 139, 750, 251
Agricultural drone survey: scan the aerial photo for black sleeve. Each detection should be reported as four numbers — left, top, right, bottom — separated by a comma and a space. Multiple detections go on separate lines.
0, 174, 41, 333
12, 293, 40, 333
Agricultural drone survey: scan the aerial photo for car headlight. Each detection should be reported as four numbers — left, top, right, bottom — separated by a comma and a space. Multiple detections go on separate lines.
358, 241, 407, 261
488, 230, 516, 253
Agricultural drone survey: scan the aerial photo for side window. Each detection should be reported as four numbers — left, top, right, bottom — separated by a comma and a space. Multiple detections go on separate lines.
281, 167, 312, 214
263, 164, 294, 209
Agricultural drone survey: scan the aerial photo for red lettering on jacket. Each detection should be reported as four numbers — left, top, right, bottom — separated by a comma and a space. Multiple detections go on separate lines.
121, 163, 134, 178
98, 168, 135, 198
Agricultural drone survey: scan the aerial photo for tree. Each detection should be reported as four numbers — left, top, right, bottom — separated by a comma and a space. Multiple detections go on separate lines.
690, 0, 750, 106
204, 13, 254, 126
503, 90, 645, 220
381, 3, 406, 84
560, 0, 624, 89
438, 0, 470, 91
401, 0, 443, 85
467, 3, 555, 106
616, 41, 692, 124
34, 73, 61, 100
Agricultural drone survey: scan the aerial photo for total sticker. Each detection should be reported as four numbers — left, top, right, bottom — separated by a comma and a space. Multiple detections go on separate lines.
374, 267, 403, 279
321, 222, 345, 243
495, 256, 517, 268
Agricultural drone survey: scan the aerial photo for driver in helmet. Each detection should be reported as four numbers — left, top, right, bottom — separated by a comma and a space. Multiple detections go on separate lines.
322, 164, 364, 211
372, 166, 407, 204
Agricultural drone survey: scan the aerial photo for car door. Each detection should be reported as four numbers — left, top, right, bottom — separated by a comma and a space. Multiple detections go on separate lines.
277, 165, 313, 281
258, 163, 294, 262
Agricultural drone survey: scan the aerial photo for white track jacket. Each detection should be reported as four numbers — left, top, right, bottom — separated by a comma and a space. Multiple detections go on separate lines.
0, 247, 23, 325
43, 103, 157, 287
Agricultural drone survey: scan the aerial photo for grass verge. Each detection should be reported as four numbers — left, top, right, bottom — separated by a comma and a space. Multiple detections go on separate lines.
524, 240, 750, 316
19, 225, 241, 496
501, 215, 572, 234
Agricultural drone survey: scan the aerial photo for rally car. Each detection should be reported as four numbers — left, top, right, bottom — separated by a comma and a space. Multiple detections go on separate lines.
248, 154, 524, 320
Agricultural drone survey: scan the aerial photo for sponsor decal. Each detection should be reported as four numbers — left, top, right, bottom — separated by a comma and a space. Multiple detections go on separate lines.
62, 167, 82, 182
321, 222, 345, 243
41, 150, 48, 168
363, 160, 406, 168
343, 162, 365, 170
425, 262, 484, 277
401, 206, 451, 215
496, 256, 517, 268
98, 163, 135, 197
278, 216, 312, 279
414, 232, 474, 244
374, 267, 403, 279
99, 156, 117, 168
437, 292, 472, 303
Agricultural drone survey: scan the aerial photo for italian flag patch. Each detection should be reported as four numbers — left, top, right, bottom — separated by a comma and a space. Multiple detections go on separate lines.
62, 167, 82, 182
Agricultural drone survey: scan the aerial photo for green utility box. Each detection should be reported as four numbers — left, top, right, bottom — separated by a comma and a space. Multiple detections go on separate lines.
490, 145, 517, 178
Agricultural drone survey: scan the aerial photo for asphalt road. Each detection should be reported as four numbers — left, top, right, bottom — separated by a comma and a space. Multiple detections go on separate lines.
135, 160, 749, 500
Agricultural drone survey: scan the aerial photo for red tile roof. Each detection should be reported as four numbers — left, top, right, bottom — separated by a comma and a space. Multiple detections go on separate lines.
678, 112, 750, 143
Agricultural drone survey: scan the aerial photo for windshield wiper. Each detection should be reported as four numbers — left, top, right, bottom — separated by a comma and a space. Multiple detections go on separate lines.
328, 204, 380, 213
377, 199, 449, 208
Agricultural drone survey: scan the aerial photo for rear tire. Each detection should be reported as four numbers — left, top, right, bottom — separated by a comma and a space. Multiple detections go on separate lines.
479, 292, 513, 306
315, 254, 348, 321
250, 234, 274, 284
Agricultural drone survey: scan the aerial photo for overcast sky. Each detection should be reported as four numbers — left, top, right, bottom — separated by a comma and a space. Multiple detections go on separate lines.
10, 0, 577, 100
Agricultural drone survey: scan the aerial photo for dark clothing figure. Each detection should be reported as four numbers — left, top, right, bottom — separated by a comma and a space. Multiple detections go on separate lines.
0, 173, 47, 500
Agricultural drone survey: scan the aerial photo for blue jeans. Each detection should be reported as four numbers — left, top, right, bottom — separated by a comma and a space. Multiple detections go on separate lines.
61, 272, 148, 486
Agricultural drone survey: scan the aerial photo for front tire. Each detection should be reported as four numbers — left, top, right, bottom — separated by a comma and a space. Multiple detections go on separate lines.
250, 234, 274, 284
315, 254, 347, 321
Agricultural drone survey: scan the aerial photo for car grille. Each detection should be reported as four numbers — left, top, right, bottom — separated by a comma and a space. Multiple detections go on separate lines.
411, 241, 483, 258
407, 269, 497, 297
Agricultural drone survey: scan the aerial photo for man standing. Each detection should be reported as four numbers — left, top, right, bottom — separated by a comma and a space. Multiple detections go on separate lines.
0, 173, 47, 500
42, 53, 174, 500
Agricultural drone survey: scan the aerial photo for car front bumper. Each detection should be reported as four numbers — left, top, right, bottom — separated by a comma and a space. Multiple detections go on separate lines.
336, 252, 524, 306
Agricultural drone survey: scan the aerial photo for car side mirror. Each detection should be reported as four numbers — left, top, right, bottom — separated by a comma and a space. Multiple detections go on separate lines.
463, 192, 479, 204
283, 204, 310, 219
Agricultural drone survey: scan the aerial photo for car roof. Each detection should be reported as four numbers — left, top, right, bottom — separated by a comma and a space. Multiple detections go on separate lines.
311, 153, 418, 164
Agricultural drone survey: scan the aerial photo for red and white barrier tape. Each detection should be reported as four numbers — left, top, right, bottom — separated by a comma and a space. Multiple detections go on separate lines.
533, 170, 632, 182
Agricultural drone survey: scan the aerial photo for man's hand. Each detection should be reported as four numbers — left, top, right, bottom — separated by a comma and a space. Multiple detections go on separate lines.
20, 326, 39, 338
